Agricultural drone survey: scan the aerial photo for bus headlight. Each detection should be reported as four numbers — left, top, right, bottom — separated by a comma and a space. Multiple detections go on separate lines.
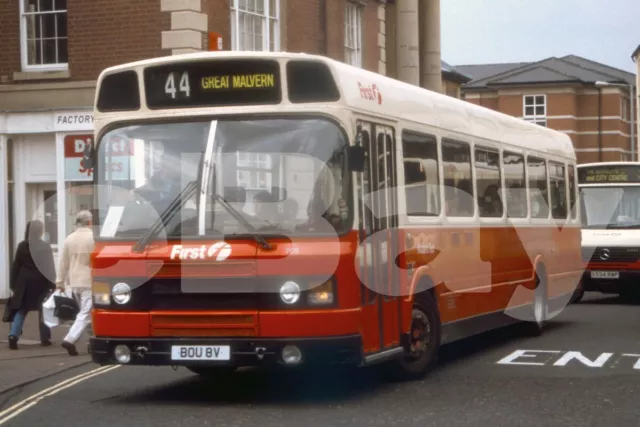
92, 281, 111, 306
112, 282, 132, 305
280, 281, 301, 305
308, 280, 335, 305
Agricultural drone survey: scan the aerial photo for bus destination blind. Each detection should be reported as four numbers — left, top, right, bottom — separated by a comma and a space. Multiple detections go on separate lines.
144, 59, 282, 109
578, 165, 640, 184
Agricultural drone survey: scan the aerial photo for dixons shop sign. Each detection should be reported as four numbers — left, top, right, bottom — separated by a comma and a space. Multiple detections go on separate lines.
64, 135, 134, 181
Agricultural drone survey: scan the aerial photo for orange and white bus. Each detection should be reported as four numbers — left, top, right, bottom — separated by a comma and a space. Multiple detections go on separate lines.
577, 162, 640, 301
88, 51, 582, 380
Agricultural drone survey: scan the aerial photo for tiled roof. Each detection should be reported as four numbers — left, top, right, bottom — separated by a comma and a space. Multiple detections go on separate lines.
455, 55, 636, 90
455, 62, 530, 82
441, 60, 473, 83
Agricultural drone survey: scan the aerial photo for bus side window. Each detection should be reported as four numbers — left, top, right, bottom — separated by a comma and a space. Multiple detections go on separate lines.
401, 130, 440, 216
568, 165, 577, 219
549, 161, 567, 220
527, 156, 549, 219
475, 147, 502, 218
503, 151, 527, 218
442, 139, 473, 217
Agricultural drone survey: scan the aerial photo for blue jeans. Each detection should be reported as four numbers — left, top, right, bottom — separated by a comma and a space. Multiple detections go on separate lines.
9, 308, 51, 342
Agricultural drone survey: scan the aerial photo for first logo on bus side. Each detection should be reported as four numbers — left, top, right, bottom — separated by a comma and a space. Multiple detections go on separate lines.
170, 242, 232, 261
358, 82, 382, 104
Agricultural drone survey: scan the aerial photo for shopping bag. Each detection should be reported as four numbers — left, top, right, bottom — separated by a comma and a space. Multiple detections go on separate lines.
42, 290, 61, 328
54, 293, 79, 322
2, 298, 16, 323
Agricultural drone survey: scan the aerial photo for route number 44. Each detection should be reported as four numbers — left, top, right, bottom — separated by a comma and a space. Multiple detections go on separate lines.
165, 71, 191, 99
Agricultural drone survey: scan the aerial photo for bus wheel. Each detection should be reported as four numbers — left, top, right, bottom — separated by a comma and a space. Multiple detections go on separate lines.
186, 366, 237, 378
527, 272, 547, 336
571, 287, 584, 304
389, 293, 441, 381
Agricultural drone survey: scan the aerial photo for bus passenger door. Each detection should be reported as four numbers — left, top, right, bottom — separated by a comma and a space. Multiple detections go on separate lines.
356, 121, 401, 356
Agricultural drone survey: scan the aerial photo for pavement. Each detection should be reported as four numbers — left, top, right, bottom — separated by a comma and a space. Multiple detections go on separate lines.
0, 303, 91, 394
1, 292, 640, 426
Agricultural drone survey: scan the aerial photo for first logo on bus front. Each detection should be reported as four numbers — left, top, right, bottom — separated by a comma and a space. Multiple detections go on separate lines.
170, 242, 232, 261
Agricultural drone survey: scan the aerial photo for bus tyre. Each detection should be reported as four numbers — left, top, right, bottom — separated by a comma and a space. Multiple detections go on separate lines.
571, 287, 584, 304
527, 272, 547, 337
389, 292, 441, 381
186, 366, 237, 378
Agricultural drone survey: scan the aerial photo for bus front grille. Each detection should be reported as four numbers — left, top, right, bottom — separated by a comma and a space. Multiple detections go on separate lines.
582, 247, 640, 263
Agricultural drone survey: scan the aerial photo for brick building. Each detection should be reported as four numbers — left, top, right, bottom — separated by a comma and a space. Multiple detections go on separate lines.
0, 0, 457, 298
456, 55, 637, 165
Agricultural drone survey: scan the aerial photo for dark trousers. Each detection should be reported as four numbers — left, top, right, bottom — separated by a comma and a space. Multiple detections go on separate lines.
9, 307, 51, 342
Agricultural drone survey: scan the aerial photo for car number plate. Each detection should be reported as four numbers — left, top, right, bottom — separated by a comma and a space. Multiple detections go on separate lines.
590, 271, 620, 279
170, 345, 231, 361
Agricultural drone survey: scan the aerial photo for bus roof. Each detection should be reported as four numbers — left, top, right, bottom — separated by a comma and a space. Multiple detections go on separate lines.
95, 51, 575, 159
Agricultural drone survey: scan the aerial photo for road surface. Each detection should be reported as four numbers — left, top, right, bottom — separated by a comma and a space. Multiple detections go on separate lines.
1, 293, 639, 426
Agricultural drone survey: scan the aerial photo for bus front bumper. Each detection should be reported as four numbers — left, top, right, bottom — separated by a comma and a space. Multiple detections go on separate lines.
581, 269, 640, 293
89, 335, 363, 367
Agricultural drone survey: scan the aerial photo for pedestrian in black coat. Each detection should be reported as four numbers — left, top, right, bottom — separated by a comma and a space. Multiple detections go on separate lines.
7, 220, 56, 349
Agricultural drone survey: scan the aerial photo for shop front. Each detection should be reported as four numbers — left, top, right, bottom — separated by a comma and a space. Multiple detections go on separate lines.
0, 110, 95, 300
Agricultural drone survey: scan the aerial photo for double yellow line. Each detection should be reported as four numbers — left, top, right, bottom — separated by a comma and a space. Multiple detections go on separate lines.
0, 365, 120, 425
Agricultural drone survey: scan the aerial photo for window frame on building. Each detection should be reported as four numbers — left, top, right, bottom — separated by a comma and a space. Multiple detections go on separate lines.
236, 152, 273, 191
344, 1, 363, 68
19, 0, 69, 72
230, 0, 280, 52
523, 94, 547, 127
621, 95, 629, 121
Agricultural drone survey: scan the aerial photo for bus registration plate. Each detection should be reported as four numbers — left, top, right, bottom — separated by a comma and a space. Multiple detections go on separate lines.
170, 345, 231, 361
590, 271, 619, 279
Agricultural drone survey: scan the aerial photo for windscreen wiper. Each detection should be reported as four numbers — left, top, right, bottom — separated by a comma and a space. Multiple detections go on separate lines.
213, 193, 273, 250
132, 180, 198, 253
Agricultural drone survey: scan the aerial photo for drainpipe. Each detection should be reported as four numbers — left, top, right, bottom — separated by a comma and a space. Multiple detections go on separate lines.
630, 85, 636, 161
598, 87, 603, 162
322, 0, 328, 55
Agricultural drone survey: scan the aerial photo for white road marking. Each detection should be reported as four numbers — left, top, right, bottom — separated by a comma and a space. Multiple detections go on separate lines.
0, 365, 120, 425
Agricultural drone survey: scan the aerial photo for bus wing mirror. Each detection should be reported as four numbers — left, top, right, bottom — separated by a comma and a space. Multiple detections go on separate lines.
348, 146, 366, 172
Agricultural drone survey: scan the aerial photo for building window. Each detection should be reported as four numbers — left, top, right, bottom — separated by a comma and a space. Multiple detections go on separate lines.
344, 2, 362, 67
230, 0, 280, 51
20, 0, 68, 71
65, 182, 94, 239
236, 153, 273, 190
622, 96, 629, 121
523, 95, 547, 127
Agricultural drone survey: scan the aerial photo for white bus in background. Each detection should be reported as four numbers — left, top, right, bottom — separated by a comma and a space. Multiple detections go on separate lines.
577, 162, 640, 301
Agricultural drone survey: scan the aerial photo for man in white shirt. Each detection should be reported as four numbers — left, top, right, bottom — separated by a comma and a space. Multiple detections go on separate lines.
56, 210, 95, 356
